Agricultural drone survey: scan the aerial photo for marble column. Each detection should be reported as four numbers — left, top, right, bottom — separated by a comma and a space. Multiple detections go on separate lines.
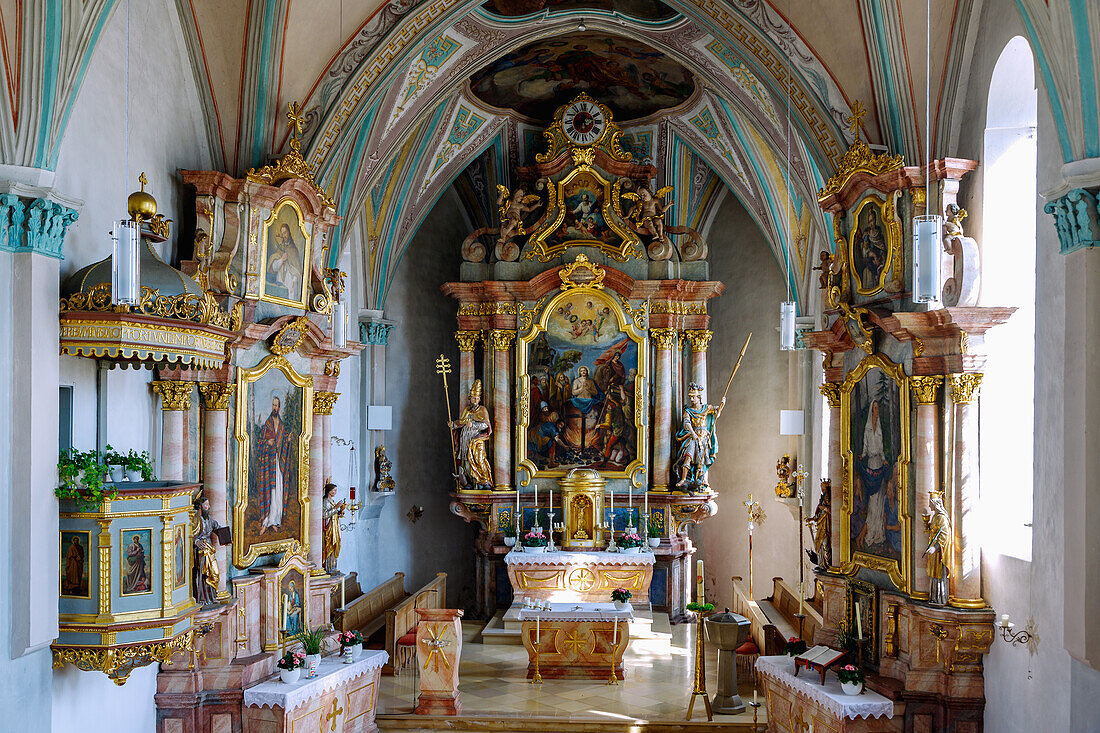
455, 330, 480, 415
308, 394, 339, 569
314, 392, 340, 483
948, 373, 983, 606
151, 381, 193, 481
197, 383, 235, 597
909, 376, 943, 598
488, 330, 515, 490
683, 330, 713, 401
652, 329, 678, 490
819, 383, 842, 569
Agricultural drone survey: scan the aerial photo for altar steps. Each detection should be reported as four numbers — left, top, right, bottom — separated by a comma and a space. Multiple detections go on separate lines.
479, 607, 671, 646
377, 715, 759, 732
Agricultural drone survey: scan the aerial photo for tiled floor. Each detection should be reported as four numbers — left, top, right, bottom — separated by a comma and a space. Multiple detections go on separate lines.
377, 617, 768, 727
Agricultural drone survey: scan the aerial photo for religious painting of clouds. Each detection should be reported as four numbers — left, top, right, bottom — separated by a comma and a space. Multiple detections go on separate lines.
233, 354, 314, 567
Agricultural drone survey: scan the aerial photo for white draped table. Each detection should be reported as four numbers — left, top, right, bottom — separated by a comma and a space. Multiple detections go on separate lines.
516, 602, 634, 680
243, 650, 388, 732
504, 550, 654, 603
756, 655, 897, 733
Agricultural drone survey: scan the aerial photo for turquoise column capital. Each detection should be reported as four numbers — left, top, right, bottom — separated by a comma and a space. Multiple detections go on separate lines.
0, 194, 79, 259
1045, 187, 1100, 255
359, 321, 394, 346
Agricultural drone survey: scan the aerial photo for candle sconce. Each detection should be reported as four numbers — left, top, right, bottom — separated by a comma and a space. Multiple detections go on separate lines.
331, 436, 363, 532
995, 613, 1039, 650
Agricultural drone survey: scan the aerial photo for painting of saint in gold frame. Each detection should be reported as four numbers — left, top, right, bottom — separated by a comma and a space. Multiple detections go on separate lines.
840, 354, 911, 593
234, 354, 313, 567
260, 199, 312, 308
60, 530, 91, 598
516, 287, 647, 485
280, 566, 307, 636
848, 195, 901, 296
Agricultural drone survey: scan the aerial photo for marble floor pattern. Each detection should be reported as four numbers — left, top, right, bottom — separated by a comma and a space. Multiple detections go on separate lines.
377, 617, 769, 728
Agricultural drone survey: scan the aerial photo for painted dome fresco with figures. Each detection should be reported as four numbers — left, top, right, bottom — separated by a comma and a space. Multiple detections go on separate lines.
469, 33, 695, 122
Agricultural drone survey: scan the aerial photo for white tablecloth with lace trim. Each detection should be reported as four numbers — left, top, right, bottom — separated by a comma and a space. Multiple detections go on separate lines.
244, 650, 388, 712
503, 549, 655, 565
515, 601, 635, 623
755, 655, 893, 720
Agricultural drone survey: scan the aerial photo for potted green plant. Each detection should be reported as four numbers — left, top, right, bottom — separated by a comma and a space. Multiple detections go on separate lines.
836, 663, 865, 695
500, 517, 516, 547
646, 514, 662, 548
56, 450, 118, 511
338, 629, 364, 664
294, 626, 329, 678
686, 601, 715, 617
103, 445, 125, 483
520, 527, 548, 553
124, 449, 155, 482
611, 588, 632, 611
276, 650, 306, 683
619, 530, 643, 553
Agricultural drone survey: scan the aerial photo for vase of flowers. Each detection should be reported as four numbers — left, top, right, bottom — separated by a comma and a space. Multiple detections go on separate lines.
785, 636, 808, 657
837, 664, 864, 695
619, 531, 643, 554
611, 588, 632, 611
339, 629, 364, 663
521, 527, 548, 553
295, 626, 328, 677
277, 650, 305, 683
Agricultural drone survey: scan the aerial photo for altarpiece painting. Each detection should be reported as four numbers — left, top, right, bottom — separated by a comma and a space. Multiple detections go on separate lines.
260, 199, 312, 307
848, 195, 902, 297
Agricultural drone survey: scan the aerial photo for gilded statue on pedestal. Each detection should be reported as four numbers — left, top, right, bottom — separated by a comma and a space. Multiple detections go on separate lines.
624, 184, 673, 245
495, 185, 541, 261
775, 454, 795, 498
449, 379, 494, 490
923, 491, 952, 606
322, 482, 345, 574
806, 479, 831, 569
674, 382, 725, 493
374, 445, 396, 493
192, 495, 221, 607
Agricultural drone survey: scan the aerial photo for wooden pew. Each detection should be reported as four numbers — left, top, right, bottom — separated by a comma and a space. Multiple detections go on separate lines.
333, 572, 408, 641
766, 577, 822, 645
731, 576, 787, 656
381, 572, 447, 675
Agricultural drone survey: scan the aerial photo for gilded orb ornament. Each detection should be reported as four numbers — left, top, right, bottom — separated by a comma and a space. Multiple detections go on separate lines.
127, 172, 158, 221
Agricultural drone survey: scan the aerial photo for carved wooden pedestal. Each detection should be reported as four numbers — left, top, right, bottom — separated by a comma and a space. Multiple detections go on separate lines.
414, 608, 464, 715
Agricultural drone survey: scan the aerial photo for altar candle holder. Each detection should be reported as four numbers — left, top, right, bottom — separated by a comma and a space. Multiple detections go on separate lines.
853, 636, 869, 678
546, 511, 558, 552
531, 614, 543, 684
605, 522, 619, 553
747, 699, 762, 732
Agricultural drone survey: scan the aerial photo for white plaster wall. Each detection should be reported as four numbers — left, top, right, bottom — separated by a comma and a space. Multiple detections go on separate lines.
696, 196, 797, 609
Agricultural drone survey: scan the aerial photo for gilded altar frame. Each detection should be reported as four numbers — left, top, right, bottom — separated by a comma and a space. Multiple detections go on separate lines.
233, 354, 314, 567
839, 353, 911, 593
515, 286, 648, 487
847, 194, 902, 296
258, 198, 313, 308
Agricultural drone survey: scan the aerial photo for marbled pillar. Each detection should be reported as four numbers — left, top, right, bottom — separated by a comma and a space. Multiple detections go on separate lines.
909, 376, 943, 598
948, 373, 983, 606
683, 330, 713, 402
308, 393, 339, 568
652, 329, 678, 490
314, 391, 339, 483
152, 381, 193, 481
488, 330, 514, 490
819, 384, 842, 569
197, 382, 235, 598
455, 330, 480, 416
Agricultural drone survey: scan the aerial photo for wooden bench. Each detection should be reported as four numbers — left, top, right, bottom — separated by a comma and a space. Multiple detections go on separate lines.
731, 576, 787, 657
766, 577, 822, 645
382, 572, 446, 674
333, 572, 408, 642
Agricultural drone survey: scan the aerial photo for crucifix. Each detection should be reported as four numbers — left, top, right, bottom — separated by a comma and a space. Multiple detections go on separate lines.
793, 463, 810, 633
845, 98, 867, 141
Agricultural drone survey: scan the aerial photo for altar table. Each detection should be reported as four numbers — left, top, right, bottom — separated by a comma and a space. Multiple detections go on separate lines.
243, 650, 388, 733
755, 655, 898, 733
518, 602, 633, 680
504, 549, 654, 603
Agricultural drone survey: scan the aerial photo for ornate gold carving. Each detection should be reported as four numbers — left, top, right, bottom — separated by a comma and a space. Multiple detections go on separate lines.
60, 317, 232, 370
313, 391, 340, 415
617, 295, 648, 330
151, 381, 193, 411
455, 330, 481, 352
246, 102, 336, 209
909, 375, 943, 405
913, 336, 925, 356
883, 602, 899, 657
198, 383, 235, 411
818, 138, 905, 201
60, 282, 238, 330
486, 329, 516, 351
948, 373, 983, 404
681, 329, 713, 353
269, 316, 311, 355
571, 148, 596, 166
558, 253, 605, 290
52, 628, 197, 685
819, 383, 841, 408
651, 328, 678, 350
323, 360, 341, 377
457, 302, 517, 316
649, 300, 706, 315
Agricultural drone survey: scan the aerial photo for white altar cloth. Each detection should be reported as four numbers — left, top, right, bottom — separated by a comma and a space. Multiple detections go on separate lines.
755, 655, 893, 720
515, 601, 635, 622
503, 549, 655, 566
244, 650, 388, 712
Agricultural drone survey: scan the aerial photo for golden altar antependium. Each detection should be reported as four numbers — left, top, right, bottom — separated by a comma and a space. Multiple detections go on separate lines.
519, 602, 631, 680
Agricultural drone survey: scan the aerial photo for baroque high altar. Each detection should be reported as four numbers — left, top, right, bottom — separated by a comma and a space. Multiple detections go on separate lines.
444, 95, 725, 622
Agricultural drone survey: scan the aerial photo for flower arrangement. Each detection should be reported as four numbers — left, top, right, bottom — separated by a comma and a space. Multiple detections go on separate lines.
646, 513, 663, 538
785, 636, 808, 656
277, 650, 306, 670
611, 588, 632, 603
836, 663, 864, 685
294, 626, 329, 655
338, 630, 363, 648
521, 527, 548, 547
619, 531, 643, 549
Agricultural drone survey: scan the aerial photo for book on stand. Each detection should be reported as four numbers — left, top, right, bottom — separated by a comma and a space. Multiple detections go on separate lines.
793, 645, 847, 685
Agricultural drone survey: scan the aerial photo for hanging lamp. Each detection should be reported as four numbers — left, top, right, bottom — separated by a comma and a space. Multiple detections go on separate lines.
912, 0, 942, 303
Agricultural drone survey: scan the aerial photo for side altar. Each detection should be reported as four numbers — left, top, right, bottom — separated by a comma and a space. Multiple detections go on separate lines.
443, 97, 728, 622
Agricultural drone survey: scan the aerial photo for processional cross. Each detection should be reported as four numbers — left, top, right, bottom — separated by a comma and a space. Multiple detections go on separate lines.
845, 99, 867, 141
743, 494, 765, 599
286, 101, 306, 152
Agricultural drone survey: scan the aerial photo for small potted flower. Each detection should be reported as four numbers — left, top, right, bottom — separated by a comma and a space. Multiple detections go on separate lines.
276, 650, 306, 683
611, 588, 632, 611
521, 527, 548, 553
785, 636, 808, 657
837, 663, 865, 695
646, 514, 662, 548
500, 517, 516, 547
619, 530, 644, 554
338, 629, 364, 664
56, 449, 117, 511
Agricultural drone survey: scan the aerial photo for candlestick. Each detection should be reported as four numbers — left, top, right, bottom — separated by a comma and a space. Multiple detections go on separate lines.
536, 614, 540, 643
610, 487, 614, 528
281, 595, 287, 634
799, 581, 804, 617
855, 603, 863, 638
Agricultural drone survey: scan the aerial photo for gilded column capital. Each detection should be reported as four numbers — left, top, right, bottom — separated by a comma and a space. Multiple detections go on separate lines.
948, 372, 983, 404
197, 383, 235, 411
455, 330, 481, 352
819, 383, 841, 408
486, 329, 516, 351
909, 375, 943, 405
651, 328, 678, 350
681, 329, 713, 353
151, 381, 193, 411
313, 391, 340, 415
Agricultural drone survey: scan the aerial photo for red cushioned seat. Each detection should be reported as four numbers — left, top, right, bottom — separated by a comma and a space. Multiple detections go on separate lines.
736, 640, 759, 655
397, 625, 419, 646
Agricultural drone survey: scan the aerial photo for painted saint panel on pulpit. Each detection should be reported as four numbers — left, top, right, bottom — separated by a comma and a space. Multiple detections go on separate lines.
120, 529, 153, 596
60, 530, 90, 598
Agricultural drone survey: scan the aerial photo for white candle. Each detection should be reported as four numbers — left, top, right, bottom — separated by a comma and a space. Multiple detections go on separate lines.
516, 488, 521, 535
550, 489, 553, 518
534, 482, 538, 511
643, 491, 648, 523
753, 689, 758, 706
610, 488, 614, 524
799, 581, 804, 617
536, 615, 540, 644
855, 604, 863, 638
629, 485, 633, 510
697, 559, 704, 602
1000, 613, 1010, 623
613, 617, 618, 644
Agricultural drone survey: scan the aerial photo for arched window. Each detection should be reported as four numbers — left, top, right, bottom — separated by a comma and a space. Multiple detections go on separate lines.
979, 36, 1037, 561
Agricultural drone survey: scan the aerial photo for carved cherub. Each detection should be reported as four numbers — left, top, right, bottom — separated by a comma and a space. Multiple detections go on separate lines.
623, 184, 674, 244
944, 203, 968, 239
812, 251, 834, 290
496, 184, 541, 248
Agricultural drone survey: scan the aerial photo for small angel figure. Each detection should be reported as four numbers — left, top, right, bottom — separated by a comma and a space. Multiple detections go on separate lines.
496, 185, 541, 248
944, 202, 968, 240
623, 184, 674, 245
812, 251, 834, 290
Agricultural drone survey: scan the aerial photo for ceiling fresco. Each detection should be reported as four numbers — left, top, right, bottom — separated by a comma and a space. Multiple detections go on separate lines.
469, 33, 695, 122
481, 0, 677, 21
